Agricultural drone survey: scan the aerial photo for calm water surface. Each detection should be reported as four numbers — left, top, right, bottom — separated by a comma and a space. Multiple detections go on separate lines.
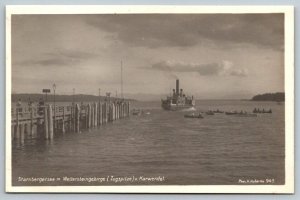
12, 100, 285, 185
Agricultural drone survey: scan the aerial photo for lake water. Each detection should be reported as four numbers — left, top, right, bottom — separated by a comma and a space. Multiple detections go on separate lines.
12, 100, 285, 185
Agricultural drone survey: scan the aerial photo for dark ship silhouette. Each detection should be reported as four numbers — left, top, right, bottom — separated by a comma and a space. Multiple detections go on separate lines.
161, 79, 195, 111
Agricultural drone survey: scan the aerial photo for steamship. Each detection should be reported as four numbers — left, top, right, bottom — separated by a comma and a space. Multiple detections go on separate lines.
161, 79, 195, 111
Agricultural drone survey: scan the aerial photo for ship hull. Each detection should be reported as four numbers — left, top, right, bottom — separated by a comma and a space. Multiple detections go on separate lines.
161, 103, 194, 111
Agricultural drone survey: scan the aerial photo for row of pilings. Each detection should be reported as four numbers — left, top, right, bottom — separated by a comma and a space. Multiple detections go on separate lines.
11, 101, 130, 143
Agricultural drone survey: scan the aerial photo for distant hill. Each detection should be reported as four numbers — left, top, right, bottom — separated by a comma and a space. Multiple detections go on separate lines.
251, 92, 285, 102
11, 93, 135, 103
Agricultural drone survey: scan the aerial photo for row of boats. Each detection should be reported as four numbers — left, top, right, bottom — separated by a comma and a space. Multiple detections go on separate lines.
184, 108, 273, 119
132, 107, 272, 119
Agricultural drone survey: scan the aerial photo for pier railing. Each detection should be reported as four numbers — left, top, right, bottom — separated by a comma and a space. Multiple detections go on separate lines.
11, 101, 130, 142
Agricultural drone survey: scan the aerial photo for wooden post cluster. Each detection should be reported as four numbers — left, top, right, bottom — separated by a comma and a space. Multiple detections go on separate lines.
12, 100, 130, 142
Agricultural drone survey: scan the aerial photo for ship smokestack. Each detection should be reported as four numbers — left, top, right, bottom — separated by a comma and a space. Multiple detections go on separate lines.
176, 79, 179, 95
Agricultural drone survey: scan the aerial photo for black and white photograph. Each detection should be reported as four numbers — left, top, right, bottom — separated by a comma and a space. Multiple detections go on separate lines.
5, 5, 294, 193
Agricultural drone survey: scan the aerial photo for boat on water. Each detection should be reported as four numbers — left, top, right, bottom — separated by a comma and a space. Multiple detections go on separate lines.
226, 110, 257, 117
225, 111, 238, 115
235, 113, 257, 117
184, 113, 203, 119
213, 109, 224, 114
132, 109, 141, 116
253, 108, 272, 114
161, 79, 195, 111
206, 110, 215, 115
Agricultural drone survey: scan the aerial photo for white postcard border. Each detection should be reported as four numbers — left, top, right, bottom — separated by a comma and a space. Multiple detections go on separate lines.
5, 5, 294, 193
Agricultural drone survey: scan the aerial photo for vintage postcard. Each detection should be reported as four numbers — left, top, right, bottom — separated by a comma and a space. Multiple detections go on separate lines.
5, 5, 294, 193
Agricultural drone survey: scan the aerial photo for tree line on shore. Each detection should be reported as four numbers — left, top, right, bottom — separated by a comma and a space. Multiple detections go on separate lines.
251, 92, 284, 102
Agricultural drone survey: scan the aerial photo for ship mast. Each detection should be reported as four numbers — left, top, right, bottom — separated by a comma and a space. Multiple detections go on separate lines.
121, 61, 123, 99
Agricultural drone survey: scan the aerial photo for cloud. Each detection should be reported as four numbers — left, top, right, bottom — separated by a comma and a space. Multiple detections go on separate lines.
85, 14, 284, 50
151, 60, 248, 77
13, 49, 97, 67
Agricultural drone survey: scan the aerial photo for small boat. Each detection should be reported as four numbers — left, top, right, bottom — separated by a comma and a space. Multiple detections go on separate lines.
213, 110, 224, 114
206, 111, 215, 115
253, 108, 272, 114
236, 113, 257, 117
225, 111, 238, 115
145, 112, 151, 115
184, 113, 203, 119
132, 109, 141, 116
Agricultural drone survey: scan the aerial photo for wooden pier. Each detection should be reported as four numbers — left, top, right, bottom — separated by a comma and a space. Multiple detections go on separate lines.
11, 100, 130, 143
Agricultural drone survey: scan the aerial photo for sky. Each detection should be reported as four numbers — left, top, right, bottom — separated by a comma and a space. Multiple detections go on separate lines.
11, 14, 284, 100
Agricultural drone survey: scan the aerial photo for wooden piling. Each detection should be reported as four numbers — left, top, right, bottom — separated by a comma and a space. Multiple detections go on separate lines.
62, 107, 65, 134
112, 103, 116, 121
111, 103, 114, 121
53, 106, 56, 134
94, 103, 98, 127
79, 104, 82, 130
73, 105, 76, 131
88, 104, 91, 128
128, 102, 130, 116
24, 123, 29, 135
127, 102, 130, 116
92, 103, 95, 127
116, 103, 119, 119
11, 124, 15, 140
15, 108, 19, 139
15, 124, 20, 139
44, 106, 49, 139
124, 102, 126, 117
93, 103, 96, 127
30, 108, 33, 136
48, 105, 54, 140
75, 104, 80, 133
121, 103, 123, 118
108, 104, 112, 122
85, 106, 88, 129
103, 102, 106, 124
69, 106, 72, 132
91, 104, 94, 127
118, 103, 120, 119
20, 123, 25, 144
97, 102, 100, 126
105, 102, 109, 123
99, 102, 103, 125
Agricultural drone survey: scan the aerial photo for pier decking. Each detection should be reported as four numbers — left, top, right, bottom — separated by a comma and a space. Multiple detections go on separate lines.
11, 100, 130, 143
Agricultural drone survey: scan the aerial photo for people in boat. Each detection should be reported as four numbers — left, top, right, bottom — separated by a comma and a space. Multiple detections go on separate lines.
253, 108, 273, 113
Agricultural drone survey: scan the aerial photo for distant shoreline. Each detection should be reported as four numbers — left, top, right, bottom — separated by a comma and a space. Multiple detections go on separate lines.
11, 93, 285, 103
